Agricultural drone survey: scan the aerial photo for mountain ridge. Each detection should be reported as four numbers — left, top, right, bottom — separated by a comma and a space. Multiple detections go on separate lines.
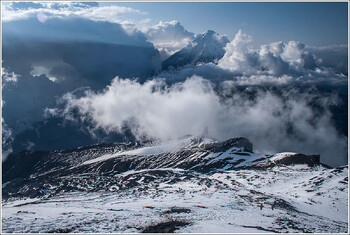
2, 136, 348, 233
2, 136, 332, 198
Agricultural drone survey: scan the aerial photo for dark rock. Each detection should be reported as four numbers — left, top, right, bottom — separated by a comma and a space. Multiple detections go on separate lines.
269, 153, 322, 167
3, 137, 332, 200
200, 137, 253, 153
142, 220, 191, 233
48, 227, 74, 233
162, 207, 191, 214
2, 151, 48, 182
242, 225, 281, 233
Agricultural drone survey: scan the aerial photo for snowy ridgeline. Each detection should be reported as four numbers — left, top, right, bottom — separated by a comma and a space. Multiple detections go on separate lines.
2, 137, 348, 233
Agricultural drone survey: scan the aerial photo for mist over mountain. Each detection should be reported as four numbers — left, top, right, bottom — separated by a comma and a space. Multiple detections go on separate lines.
1, 2, 348, 233
2, 15, 160, 155
1, 3, 348, 164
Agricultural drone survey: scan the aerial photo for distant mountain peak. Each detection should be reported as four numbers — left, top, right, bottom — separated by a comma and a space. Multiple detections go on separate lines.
162, 30, 229, 70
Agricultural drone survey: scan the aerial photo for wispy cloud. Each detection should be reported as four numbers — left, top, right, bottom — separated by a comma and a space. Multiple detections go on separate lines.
54, 76, 347, 167
1, 67, 21, 85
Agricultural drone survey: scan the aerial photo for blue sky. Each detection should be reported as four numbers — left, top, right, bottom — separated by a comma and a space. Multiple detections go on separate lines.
101, 1, 348, 46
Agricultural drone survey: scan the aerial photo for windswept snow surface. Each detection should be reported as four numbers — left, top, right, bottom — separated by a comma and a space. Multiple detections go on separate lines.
269, 152, 298, 163
81, 137, 213, 166
1, 137, 348, 233
2, 165, 348, 233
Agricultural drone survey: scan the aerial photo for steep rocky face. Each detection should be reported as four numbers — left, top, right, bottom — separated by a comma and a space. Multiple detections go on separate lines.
162, 30, 229, 70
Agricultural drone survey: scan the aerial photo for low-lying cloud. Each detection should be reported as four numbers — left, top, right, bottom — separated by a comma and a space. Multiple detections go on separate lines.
55, 76, 347, 167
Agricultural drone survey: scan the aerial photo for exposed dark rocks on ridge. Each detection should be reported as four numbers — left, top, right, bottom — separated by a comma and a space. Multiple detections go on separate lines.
2, 136, 331, 199
268, 153, 321, 167
142, 220, 191, 233
200, 137, 253, 153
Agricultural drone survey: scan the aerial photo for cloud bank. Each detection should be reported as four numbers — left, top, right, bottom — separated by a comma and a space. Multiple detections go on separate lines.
157, 30, 346, 88
55, 76, 347, 167
218, 30, 347, 79
2, 1, 146, 31
2, 14, 160, 136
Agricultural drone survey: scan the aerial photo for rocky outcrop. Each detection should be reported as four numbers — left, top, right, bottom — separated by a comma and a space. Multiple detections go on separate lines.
200, 137, 253, 153
268, 153, 323, 167
2, 137, 329, 199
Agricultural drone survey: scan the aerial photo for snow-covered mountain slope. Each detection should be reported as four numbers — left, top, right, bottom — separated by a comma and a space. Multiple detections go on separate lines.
2, 137, 348, 233
162, 30, 229, 70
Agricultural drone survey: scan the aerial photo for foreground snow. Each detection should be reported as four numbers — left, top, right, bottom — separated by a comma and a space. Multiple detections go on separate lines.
2, 137, 348, 233
2, 165, 348, 233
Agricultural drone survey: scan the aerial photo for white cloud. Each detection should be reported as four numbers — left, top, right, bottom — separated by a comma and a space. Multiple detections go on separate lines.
1, 67, 21, 84
30, 65, 58, 82
143, 20, 195, 57
217, 30, 347, 82
1, 67, 21, 87
234, 74, 293, 85
56, 76, 347, 167
2, 2, 147, 31
218, 30, 260, 74
1, 10, 347, 168
59, 76, 220, 140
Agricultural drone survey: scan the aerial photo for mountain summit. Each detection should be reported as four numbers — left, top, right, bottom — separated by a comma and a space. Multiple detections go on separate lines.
162, 30, 230, 70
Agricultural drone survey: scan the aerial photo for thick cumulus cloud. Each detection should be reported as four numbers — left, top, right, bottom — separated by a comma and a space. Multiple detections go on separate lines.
143, 20, 195, 58
156, 30, 346, 88
55, 76, 347, 167
2, 11, 160, 88
218, 30, 260, 74
2, 12, 161, 141
3, 16, 161, 88
217, 30, 347, 81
